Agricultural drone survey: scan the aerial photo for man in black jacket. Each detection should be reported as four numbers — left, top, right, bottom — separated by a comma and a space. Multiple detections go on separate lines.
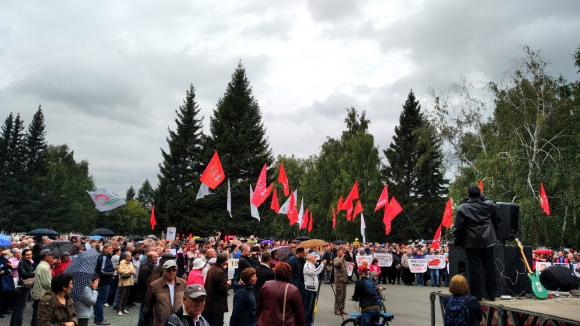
255, 252, 274, 292
453, 186, 498, 301
94, 244, 115, 325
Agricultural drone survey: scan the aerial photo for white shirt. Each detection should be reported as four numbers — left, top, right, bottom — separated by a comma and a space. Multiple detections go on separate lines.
303, 261, 325, 292
168, 283, 175, 307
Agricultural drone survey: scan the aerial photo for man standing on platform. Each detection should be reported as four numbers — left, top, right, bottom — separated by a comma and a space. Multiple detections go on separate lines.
453, 185, 498, 301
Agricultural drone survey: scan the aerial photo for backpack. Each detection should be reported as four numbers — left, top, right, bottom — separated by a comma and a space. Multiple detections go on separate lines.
444, 296, 472, 326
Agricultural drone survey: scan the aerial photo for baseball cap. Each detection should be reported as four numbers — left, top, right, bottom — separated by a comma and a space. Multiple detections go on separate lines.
163, 260, 177, 270
184, 285, 207, 299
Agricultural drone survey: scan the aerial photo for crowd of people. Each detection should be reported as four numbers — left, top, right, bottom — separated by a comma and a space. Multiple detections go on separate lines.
0, 232, 578, 326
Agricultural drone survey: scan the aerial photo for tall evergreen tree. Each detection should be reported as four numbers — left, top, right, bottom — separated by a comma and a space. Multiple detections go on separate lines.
383, 91, 446, 241
126, 186, 136, 202
206, 63, 274, 235
24, 106, 48, 175
0, 113, 15, 174
156, 85, 205, 230
137, 179, 154, 205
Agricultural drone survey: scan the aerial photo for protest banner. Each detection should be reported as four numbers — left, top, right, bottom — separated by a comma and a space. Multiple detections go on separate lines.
373, 253, 393, 267
574, 263, 580, 278
408, 259, 428, 273
535, 261, 552, 275
227, 258, 239, 280
356, 255, 374, 267
346, 262, 354, 277
426, 254, 446, 269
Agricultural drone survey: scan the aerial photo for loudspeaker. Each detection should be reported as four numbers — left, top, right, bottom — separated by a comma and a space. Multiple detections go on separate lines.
448, 244, 532, 297
496, 202, 519, 241
540, 265, 580, 291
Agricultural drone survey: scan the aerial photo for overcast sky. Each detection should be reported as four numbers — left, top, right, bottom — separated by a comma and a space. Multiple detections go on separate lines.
1, 0, 579, 194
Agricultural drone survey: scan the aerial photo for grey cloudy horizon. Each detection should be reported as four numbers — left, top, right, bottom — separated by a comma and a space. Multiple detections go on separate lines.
1, 0, 579, 194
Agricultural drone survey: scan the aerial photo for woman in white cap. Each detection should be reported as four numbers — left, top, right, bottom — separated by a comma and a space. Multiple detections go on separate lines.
186, 258, 205, 287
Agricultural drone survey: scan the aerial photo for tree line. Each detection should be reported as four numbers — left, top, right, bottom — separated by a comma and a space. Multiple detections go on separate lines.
1, 47, 578, 247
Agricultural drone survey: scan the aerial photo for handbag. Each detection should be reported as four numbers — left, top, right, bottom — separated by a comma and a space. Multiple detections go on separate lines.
282, 283, 289, 326
22, 278, 35, 288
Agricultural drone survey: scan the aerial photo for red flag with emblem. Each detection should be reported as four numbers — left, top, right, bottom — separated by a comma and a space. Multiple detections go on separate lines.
539, 183, 551, 216
278, 163, 290, 197
150, 206, 156, 231
287, 192, 298, 225
270, 187, 280, 214
441, 198, 454, 229
383, 196, 403, 235
307, 211, 313, 233
374, 185, 389, 212
251, 164, 271, 207
200, 152, 226, 190
478, 180, 484, 194
343, 181, 359, 212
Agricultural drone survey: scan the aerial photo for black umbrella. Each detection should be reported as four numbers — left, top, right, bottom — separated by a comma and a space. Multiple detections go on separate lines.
195, 238, 208, 244
44, 240, 77, 258
296, 236, 310, 241
28, 228, 59, 237
126, 235, 144, 241
65, 250, 100, 301
90, 228, 115, 237
333, 240, 346, 245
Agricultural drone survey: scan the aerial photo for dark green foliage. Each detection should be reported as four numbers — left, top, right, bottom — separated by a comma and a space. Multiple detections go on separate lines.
155, 84, 205, 232
383, 91, 447, 241
137, 179, 154, 205
125, 186, 136, 202
24, 106, 48, 175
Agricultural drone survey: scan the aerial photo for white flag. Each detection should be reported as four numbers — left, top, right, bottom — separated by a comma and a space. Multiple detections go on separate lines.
298, 198, 305, 225
87, 189, 126, 212
360, 213, 366, 244
250, 185, 260, 221
226, 179, 232, 217
196, 183, 212, 200
279, 189, 298, 214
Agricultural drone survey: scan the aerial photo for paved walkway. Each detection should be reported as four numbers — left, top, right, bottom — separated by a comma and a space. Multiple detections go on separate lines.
1, 283, 445, 326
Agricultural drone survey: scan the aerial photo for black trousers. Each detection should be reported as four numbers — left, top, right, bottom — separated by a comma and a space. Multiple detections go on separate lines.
465, 246, 497, 299
10, 286, 29, 326
203, 312, 224, 326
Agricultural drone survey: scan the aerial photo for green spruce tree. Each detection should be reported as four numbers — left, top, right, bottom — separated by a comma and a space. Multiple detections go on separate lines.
383, 91, 446, 241
156, 85, 205, 231
207, 63, 274, 235
126, 186, 136, 202
137, 179, 154, 205
24, 106, 48, 175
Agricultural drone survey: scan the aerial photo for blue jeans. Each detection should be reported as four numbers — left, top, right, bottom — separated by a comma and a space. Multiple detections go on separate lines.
429, 269, 440, 287
94, 284, 110, 323
415, 273, 424, 286
361, 310, 380, 326
304, 290, 317, 326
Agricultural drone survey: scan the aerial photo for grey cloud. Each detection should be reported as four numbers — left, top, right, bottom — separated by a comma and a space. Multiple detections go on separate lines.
307, 0, 360, 22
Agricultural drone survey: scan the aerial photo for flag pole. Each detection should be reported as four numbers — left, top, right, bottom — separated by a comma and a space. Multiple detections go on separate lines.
402, 211, 423, 240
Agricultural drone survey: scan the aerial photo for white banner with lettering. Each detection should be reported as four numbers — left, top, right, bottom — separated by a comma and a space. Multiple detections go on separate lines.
373, 253, 393, 267
409, 259, 428, 273
356, 255, 374, 267
227, 258, 239, 280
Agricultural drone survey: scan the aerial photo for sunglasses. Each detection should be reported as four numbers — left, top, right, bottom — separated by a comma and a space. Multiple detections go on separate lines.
166, 268, 177, 272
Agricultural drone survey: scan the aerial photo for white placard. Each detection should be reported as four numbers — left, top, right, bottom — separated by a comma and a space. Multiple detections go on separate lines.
346, 262, 354, 277
373, 253, 393, 267
166, 227, 177, 241
535, 261, 552, 275
227, 258, 239, 280
426, 255, 446, 269
356, 255, 373, 267
409, 259, 428, 273
573, 263, 580, 278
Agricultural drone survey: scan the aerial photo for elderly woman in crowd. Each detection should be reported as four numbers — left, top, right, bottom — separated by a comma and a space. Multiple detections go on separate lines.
117, 251, 136, 316
10, 248, 35, 326
230, 267, 257, 326
37, 273, 78, 326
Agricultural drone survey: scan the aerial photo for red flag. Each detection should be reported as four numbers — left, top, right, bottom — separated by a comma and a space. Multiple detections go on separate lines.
374, 185, 389, 212
187, 233, 192, 241
441, 198, 454, 229
539, 183, 551, 216
270, 187, 280, 214
278, 163, 290, 197
332, 207, 337, 230
343, 180, 359, 212
353, 200, 363, 217
150, 206, 156, 231
200, 152, 226, 190
300, 208, 309, 230
287, 192, 298, 225
251, 164, 270, 207
307, 212, 313, 233
431, 224, 442, 250
383, 196, 403, 225
346, 207, 353, 221
337, 196, 344, 211
478, 180, 484, 194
